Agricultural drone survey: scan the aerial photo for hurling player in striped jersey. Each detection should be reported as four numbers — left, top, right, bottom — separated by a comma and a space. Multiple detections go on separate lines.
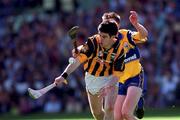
55, 21, 125, 120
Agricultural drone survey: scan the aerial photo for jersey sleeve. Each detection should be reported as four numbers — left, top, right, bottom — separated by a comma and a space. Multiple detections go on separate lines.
77, 38, 94, 63
131, 31, 147, 43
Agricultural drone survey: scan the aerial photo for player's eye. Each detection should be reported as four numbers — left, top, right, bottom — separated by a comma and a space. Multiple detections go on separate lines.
100, 35, 107, 39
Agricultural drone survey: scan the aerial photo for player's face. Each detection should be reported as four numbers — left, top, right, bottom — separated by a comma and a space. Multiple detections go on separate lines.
99, 32, 114, 48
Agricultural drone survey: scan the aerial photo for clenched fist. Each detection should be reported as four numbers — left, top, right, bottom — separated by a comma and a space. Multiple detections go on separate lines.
129, 11, 139, 26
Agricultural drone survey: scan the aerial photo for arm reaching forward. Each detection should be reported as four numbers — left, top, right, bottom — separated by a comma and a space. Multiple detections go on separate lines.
54, 58, 81, 86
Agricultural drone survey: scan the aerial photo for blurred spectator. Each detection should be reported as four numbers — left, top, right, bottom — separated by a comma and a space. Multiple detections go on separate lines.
44, 94, 62, 113
65, 96, 82, 113
19, 96, 31, 114
160, 69, 178, 107
0, 90, 10, 114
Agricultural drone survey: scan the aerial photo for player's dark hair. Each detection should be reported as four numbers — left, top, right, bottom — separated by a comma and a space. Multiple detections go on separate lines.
98, 21, 118, 37
102, 12, 121, 24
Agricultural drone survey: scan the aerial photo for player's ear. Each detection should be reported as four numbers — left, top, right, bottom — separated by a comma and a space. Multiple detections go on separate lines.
111, 35, 116, 39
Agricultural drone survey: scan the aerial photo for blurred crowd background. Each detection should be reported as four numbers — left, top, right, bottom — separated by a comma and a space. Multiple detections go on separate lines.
0, 0, 179, 115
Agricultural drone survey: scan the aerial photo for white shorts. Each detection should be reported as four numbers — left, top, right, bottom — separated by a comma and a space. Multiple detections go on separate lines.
85, 72, 116, 95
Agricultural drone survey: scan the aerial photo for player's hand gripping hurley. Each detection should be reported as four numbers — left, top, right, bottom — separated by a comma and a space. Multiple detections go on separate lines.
28, 26, 80, 99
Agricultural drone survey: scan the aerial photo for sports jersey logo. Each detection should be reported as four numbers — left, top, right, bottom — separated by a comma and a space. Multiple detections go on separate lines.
96, 51, 105, 65
124, 42, 129, 48
123, 42, 130, 53
124, 54, 137, 63
96, 51, 115, 66
98, 51, 103, 57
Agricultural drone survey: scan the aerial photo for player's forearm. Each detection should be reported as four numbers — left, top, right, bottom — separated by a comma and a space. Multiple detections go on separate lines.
133, 23, 148, 39
54, 58, 81, 86
63, 58, 81, 75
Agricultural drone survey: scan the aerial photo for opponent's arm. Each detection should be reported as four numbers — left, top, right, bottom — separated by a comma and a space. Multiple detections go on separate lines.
129, 11, 148, 39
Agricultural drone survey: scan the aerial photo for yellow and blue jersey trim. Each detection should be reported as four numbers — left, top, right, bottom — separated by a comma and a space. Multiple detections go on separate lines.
117, 29, 145, 83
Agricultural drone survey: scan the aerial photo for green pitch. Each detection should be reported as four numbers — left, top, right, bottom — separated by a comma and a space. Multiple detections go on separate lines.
1, 117, 180, 120
144, 117, 180, 120
1, 108, 180, 120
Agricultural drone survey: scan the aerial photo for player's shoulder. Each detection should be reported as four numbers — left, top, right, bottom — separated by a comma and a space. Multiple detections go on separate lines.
88, 34, 97, 40
88, 34, 100, 43
118, 29, 132, 34
118, 29, 131, 40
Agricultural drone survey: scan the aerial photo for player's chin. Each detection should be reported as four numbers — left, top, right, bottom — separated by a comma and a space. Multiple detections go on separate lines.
102, 43, 108, 48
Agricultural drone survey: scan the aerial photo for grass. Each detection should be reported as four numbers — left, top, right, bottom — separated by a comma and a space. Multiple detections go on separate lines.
1, 108, 180, 120
144, 117, 180, 120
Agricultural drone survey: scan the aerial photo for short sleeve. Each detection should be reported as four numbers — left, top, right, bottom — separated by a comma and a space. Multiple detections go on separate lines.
132, 31, 147, 43
77, 38, 95, 63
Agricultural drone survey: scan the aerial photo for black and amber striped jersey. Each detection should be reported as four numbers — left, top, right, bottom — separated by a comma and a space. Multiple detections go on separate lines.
77, 34, 125, 77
